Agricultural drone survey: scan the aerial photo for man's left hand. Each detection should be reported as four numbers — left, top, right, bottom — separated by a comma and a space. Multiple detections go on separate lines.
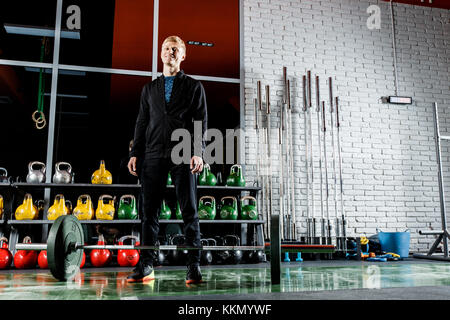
190, 156, 204, 174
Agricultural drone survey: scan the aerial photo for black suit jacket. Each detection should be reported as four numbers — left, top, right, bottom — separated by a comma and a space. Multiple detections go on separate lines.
130, 70, 208, 161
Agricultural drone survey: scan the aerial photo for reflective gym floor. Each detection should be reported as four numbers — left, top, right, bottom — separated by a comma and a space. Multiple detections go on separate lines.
0, 259, 449, 300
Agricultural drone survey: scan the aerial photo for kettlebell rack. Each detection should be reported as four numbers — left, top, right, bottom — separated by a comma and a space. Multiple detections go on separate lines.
0, 182, 10, 239
0, 181, 265, 262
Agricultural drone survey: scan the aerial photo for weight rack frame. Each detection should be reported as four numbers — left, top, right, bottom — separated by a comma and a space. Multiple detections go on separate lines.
1, 182, 265, 259
414, 102, 450, 261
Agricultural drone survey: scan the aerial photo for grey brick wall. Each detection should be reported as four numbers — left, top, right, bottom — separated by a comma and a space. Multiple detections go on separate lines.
242, 0, 450, 252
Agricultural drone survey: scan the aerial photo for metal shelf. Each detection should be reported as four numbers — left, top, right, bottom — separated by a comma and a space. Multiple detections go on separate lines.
7, 219, 265, 225
7, 219, 142, 225
11, 182, 261, 192
161, 219, 265, 224
5, 182, 265, 250
12, 183, 140, 190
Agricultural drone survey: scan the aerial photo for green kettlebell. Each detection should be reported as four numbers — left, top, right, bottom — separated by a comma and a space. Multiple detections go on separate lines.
219, 196, 238, 220
167, 172, 172, 185
226, 167, 237, 186
199, 164, 217, 186
198, 165, 208, 186
159, 199, 172, 220
240, 196, 258, 220
206, 167, 217, 186
226, 165, 245, 187
175, 201, 183, 220
117, 194, 138, 219
198, 196, 216, 220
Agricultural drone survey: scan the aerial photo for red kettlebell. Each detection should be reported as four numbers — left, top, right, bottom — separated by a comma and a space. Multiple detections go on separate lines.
80, 250, 86, 268
38, 250, 48, 269
90, 234, 112, 267
14, 236, 38, 269
117, 235, 140, 267
0, 237, 13, 269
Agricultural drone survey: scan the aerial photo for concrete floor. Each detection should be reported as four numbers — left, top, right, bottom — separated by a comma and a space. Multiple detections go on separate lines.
0, 258, 449, 300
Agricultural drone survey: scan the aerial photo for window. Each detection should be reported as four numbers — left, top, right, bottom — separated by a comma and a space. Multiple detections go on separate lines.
0, 0, 241, 180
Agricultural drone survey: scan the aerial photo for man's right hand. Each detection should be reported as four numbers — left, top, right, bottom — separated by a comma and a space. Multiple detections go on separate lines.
127, 157, 138, 176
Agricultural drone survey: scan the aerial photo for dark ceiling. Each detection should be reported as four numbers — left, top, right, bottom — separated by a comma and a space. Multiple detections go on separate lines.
384, 0, 450, 10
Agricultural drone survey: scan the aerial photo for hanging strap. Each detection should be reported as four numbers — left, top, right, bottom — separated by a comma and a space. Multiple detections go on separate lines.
32, 37, 47, 129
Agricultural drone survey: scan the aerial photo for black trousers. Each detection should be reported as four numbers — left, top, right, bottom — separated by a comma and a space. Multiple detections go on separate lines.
139, 157, 201, 266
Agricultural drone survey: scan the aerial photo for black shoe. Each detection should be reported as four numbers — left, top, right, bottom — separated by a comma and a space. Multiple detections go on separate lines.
127, 263, 154, 283
186, 264, 204, 284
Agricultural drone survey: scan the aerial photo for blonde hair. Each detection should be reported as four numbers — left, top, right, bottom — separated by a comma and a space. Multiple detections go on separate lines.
162, 35, 186, 54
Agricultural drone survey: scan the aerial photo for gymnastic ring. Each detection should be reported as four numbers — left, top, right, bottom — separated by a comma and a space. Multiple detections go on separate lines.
36, 117, 47, 130
32, 110, 45, 124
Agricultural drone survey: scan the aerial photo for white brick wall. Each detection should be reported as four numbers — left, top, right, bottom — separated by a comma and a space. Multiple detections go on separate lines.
242, 0, 450, 252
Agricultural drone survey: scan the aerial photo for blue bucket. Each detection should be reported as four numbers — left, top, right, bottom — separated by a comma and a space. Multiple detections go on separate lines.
376, 229, 410, 258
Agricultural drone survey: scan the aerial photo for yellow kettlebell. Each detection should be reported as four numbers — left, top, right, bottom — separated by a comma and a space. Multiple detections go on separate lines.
73, 195, 94, 220
15, 194, 38, 220
95, 195, 115, 220
91, 160, 113, 185
0, 195, 3, 219
47, 194, 70, 220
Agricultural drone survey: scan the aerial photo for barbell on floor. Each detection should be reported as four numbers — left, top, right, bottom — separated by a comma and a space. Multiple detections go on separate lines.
16, 243, 266, 252
14, 215, 282, 283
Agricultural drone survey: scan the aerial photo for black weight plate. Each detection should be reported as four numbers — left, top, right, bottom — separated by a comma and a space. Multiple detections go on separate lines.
47, 215, 84, 281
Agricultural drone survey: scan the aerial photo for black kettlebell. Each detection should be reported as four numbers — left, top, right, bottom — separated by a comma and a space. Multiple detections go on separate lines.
207, 238, 217, 264
165, 235, 176, 265
153, 237, 167, 266
213, 236, 229, 264
224, 235, 242, 264
254, 250, 265, 263
200, 239, 213, 265
247, 249, 264, 263
169, 234, 188, 265
157, 251, 166, 266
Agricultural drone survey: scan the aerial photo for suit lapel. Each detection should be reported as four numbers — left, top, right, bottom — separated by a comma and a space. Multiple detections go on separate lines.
156, 75, 166, 109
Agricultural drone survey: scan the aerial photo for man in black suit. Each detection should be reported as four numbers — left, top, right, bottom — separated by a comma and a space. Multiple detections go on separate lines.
127, 36, 207, 284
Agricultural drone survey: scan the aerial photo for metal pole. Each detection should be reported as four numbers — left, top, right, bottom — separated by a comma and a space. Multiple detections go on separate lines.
281, 69, 288, 240
389, 0, 399, 96
329, 77, 340, 251
287, 79, 296, 240
335, 97, 347, 253
282, 67, 292, 240
270, 214, 281, 284
264, 126, 270, 239
254, 97, 266, 240
266, 85, 273, 239
257, 81, 267, 239
315, 76, 325, 245
307, 71, 316, 243
432, 102, 449, 257
302, 75, 311, 244
15, 243, 267, 251
282, 66, 287, 105
43, 0, 63, 242
258, 80, 270, 240
279, 124, 285, 240
322, 101, 331, 249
